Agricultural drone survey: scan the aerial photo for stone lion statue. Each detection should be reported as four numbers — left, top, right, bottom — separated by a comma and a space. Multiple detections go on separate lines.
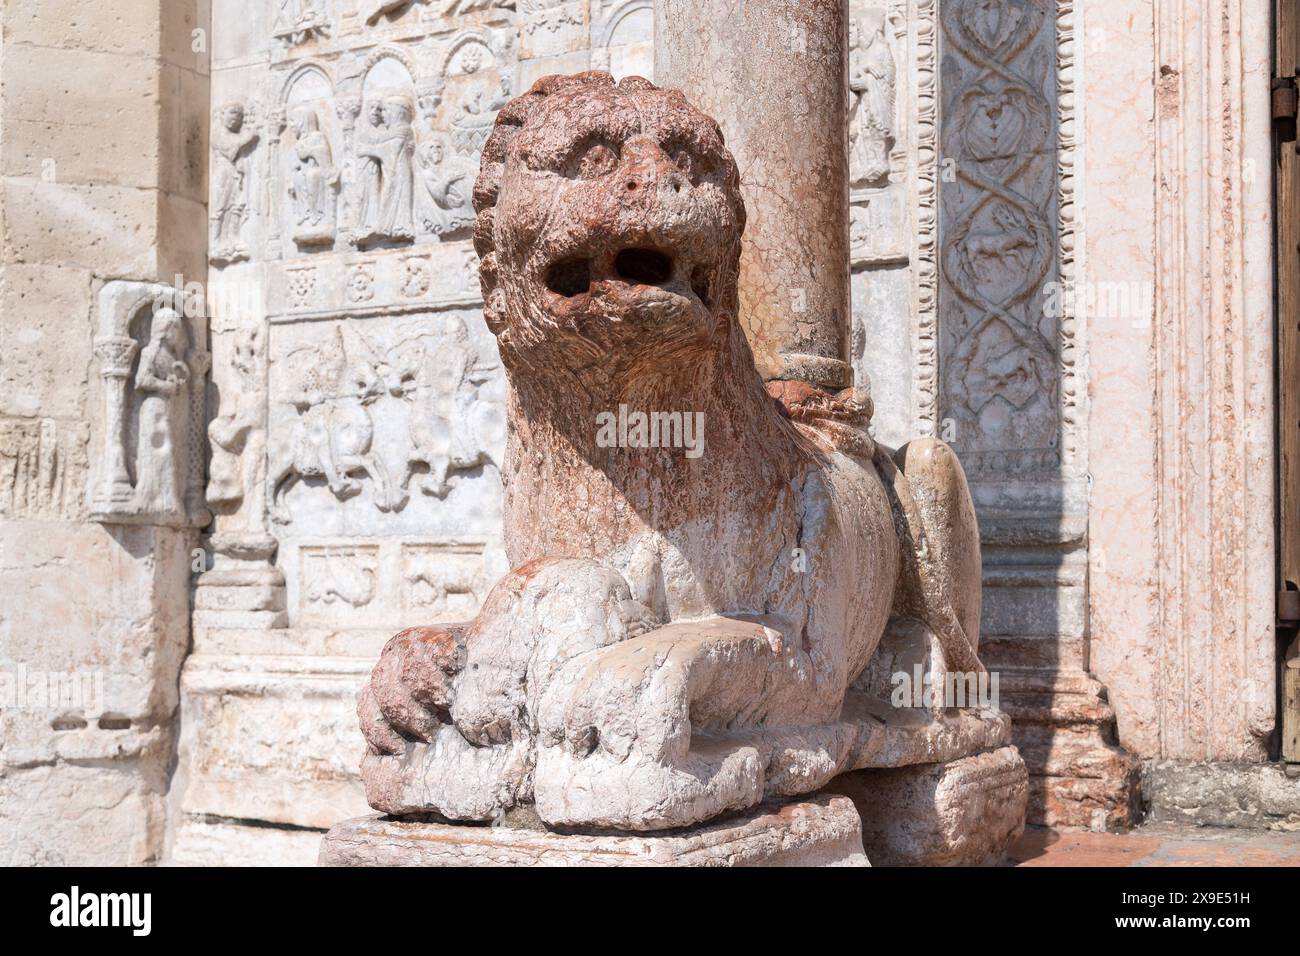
357, 73, 983, 831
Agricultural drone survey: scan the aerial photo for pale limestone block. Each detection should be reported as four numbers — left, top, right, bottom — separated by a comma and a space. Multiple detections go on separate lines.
0, 521, 192, 721
0, 45, 163, 190
0, 0, 165, 57
0, 418, 89, 519
160, 62, 212, 205
175, 654, 372, 829
157, 191, 210, 281
161, 0, 210, 74
0, 263, 93, 420
210, 0, 274, 63
850, 265, 912, 449
0, 179, 161, 275
0, 758, 169, 866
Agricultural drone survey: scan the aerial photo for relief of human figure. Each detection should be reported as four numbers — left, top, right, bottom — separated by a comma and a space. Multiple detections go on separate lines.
132, 308, 190, 518
849, 11, 896, 187
354, 102, 385, 233
355, 96, 415, 242
269, 332, 395, 523
415, 134, 475, 237
207, 328, 265, 515
388, 317, 498, 505
211, 102, 259, 262
288, 107, 339, 243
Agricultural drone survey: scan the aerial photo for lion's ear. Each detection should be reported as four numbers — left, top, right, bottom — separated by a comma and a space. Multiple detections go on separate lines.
484, 288, 507, 337
480, 248, 506, 336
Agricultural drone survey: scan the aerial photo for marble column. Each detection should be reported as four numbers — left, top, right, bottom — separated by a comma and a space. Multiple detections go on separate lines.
654, 0, 852, 390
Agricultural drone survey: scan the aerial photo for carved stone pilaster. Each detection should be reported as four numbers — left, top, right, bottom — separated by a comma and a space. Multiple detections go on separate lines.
334, 96, 364, 247
1086, 0, 1276, 770
937, 0, 1138, 828
264, 107, 289, 256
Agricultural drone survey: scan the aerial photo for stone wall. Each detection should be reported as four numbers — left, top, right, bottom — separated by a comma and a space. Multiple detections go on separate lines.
0, 0, 210, 865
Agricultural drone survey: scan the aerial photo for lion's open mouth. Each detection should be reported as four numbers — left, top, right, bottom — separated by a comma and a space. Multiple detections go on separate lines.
614, 248, 673, 285
545, 257, 593, 297
544, 247, 713, 309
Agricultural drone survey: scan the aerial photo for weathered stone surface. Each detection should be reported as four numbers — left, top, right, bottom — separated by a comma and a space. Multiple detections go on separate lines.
0, 758, 170, 866
996, 667, 1142, 830
320, 795, 868, 867
0, 263, 94, 420
21, 0, 1285, 870
357, 70, 996, 833
368, 686, 1013, 826
167, 0, 1009, 865
1085, 0, 1277, 767
175, 653, 372, 830
827, 746, 1028, 866
1141, 761, 1300, 831
0, 1, 209, 867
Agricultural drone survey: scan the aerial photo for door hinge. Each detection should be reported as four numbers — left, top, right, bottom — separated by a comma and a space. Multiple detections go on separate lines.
1280, 588, 1300, 625
1275, 76, 1298, 141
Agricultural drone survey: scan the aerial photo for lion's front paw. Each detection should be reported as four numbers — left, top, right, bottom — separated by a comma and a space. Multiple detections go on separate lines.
552, 639, 691, 763
358, 624, 465, 755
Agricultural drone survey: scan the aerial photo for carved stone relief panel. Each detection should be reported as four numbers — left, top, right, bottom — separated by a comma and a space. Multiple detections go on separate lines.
88, 281, 210, 529
274, 0, 332, 51
938, 0, 1060, 479
0, 419, 89, 521
287, 537, 497, 626
181, 0, 666, 862
203, 1, 531, 635
847, 0, 917, 450
849, 6, 898, 190
519, 0, 589, 60
282, 69, 342, 249
401, 541, 489, 615
298, 542, 381, 623
265, 308, 505, 536
206, 327, 269, 522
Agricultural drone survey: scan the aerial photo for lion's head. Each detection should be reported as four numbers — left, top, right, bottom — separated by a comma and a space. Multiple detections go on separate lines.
473, 73, 746, 377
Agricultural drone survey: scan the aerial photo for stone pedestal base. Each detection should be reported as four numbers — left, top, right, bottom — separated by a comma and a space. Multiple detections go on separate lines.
825, 745, 1029, 866
319, 795, 869, 867
1004, 672, 1142, 829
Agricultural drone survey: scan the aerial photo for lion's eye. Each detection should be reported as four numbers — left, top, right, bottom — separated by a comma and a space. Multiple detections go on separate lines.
577, 142, 619, 179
